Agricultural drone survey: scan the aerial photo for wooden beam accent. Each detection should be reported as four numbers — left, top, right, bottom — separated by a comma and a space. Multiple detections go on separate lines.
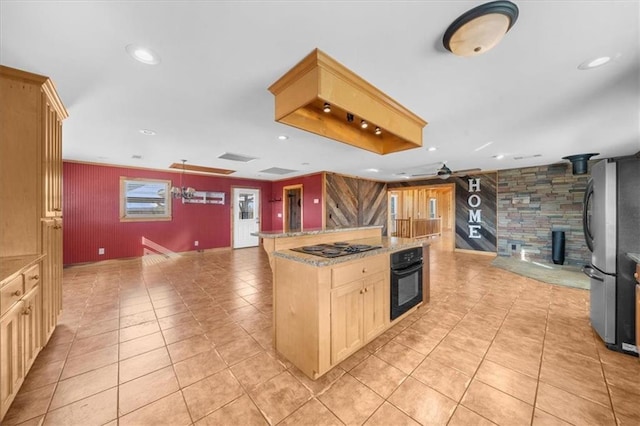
169, 163, 235, 175
268, 49, 427, 155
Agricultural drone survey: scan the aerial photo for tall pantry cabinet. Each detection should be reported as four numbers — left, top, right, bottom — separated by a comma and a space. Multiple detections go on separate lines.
0, 65, 67, 420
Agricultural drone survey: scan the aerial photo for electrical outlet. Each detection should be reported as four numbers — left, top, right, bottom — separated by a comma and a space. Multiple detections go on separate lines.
98, 248, 105, 255
194, 240, 199, 247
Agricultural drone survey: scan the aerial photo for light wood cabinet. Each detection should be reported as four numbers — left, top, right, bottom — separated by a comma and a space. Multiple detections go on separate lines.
0, 301, 23, 420
274, 252, 392, 379
363, 272, 386, 341
331, 271, 386, 364
331, 280, 365, 363
0, 266, 42, 420
0, 65, 66, 421
42, 219, 63, 341
43, 94, 64, 217
22, 285, 42, 373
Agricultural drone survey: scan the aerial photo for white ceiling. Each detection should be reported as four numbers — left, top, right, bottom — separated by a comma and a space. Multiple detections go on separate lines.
2, 1, 639, 182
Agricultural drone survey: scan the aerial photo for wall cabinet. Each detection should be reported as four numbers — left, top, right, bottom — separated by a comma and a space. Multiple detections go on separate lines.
43, 94, 64, 217
0, 65, 66, 421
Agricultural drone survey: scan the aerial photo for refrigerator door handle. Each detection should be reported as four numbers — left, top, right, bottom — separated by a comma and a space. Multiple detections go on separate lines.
583, 178, 594, 252
582, 265, 604, 281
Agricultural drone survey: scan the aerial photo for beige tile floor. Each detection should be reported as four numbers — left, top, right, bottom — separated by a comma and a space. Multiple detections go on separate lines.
3, 236, 639, 425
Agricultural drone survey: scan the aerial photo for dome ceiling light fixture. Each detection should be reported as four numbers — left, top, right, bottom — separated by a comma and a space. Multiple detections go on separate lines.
443, 1, 519, 57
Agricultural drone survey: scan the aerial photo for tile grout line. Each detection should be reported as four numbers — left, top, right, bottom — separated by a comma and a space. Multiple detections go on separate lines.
529, 283, 552, 426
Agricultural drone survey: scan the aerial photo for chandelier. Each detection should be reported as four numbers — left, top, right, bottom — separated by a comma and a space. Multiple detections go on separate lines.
170, 160, 196, 200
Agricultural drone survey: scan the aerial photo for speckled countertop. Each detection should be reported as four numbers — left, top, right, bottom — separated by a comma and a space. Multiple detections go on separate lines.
253, 225, 383, 239
1, 254, 45, 283
273, 236, 425, 267
627, 253, 640, 264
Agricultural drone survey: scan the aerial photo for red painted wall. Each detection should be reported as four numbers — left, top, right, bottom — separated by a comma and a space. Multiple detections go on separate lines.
63, 162, 273, 265
270, 173, 324, 232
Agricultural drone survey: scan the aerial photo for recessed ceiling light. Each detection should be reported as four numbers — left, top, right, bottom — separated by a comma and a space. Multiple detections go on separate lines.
366, 168, 379, 173
126, 44, 161, 65
301, 162, 310, 166
494, 154, 505, 160
428, 147, 437, 152
278, 135, 289, 140
578, 56, 611, 70
139, 129, 156, 136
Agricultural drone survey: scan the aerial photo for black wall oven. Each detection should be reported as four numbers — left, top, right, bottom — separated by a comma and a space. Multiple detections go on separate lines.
390, 247, 423, 320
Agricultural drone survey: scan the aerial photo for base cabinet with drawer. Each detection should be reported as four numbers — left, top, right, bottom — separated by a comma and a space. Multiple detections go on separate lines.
274, 252, 396, 379
0, 262, 43, 419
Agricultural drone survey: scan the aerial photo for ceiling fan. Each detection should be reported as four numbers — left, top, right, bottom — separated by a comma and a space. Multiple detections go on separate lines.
410, 162, 481, 179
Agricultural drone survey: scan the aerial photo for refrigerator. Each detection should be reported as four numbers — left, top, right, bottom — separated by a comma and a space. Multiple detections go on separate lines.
583, 157, 640, 355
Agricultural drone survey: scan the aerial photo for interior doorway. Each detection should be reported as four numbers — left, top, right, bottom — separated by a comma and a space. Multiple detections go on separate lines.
388, 184, 455, 249
232, 187, 260, 248
283, 184, 303, 232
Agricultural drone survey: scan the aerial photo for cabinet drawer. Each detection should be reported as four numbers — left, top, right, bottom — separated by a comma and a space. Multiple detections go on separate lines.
23, 264, 40, 292
1, 275, 24, 317
332, 257, 385, 288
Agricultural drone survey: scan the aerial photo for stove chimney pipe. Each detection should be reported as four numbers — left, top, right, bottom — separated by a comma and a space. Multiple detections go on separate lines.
562, 153, 599, 175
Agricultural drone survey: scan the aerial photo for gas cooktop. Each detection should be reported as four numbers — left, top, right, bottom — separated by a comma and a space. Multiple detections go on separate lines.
290, 242, 382, 258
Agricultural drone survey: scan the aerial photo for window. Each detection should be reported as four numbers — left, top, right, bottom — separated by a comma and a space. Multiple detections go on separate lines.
238, 193, 255, 219
120, 177, 172, 221
429, 198, 437, 219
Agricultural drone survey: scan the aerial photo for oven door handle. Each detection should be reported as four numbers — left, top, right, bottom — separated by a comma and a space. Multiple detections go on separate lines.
392, 262, 423, 277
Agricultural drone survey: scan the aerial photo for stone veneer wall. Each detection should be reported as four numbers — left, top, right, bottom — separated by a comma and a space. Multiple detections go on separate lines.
497, 163, 590, 266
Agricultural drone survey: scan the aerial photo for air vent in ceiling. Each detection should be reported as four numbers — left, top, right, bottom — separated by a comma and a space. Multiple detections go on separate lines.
513, 154, 542, 160
217, 152, 258, 162
259, 167, 298, 175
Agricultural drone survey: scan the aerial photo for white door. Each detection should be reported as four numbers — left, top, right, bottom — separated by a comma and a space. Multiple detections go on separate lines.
233, 188, 260, 248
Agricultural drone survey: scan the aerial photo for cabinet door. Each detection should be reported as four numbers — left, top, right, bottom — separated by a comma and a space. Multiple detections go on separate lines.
331, 281, 364, 364
42, 94, 63, 217
363, 272, 386, 342
0, 302, 24, 419
21, 285, 41, 372
41, 219, 62, 343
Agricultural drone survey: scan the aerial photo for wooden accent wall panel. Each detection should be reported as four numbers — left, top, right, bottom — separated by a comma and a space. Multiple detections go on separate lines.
358, 179, 388, 234
325, 173, 387, 233
325, 174, 358, 229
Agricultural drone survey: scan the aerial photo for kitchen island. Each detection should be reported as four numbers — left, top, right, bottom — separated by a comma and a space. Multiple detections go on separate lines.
272, 236, 429, 379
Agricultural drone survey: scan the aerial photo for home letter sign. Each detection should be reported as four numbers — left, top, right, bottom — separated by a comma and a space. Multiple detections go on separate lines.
468, 178, 481, 239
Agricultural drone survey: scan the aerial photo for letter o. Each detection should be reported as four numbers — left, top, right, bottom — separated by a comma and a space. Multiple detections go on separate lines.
468, 194, 481, 208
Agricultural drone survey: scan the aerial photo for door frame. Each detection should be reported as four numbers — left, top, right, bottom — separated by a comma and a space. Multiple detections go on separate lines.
231, 186, 262, 249
387, 183, 456, 251
282, 184, 303, 232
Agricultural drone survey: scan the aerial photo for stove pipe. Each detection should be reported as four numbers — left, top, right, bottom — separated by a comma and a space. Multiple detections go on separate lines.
562, 153, 599, 175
